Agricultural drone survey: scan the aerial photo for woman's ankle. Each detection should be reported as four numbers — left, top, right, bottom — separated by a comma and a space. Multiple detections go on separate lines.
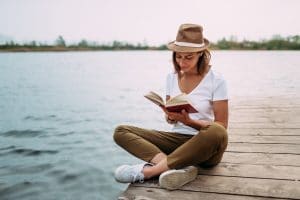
142, 161, 170, 179
151, 153, 167, 164
142, 165, 155, 179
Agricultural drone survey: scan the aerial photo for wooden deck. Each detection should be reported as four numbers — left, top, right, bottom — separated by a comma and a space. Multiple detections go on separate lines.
118, 96, 300, 200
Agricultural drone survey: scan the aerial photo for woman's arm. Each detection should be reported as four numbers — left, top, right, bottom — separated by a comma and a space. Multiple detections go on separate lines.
166, 100, 229, 130
212, 100, 228, 128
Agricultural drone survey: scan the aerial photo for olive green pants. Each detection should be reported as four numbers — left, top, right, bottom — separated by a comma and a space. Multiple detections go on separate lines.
113, 122, 228, 169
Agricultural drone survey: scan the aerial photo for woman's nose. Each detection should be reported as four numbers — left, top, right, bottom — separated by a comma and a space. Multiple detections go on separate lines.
179, 59, 187, 66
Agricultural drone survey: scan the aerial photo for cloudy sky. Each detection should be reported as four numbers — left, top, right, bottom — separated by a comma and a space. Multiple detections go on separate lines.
0, 0, 299, 45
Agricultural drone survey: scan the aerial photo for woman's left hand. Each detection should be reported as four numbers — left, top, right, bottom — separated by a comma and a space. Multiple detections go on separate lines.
166, 109, 192, 125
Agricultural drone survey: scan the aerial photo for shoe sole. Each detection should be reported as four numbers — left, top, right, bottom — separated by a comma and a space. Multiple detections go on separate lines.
159, 166, 198, 190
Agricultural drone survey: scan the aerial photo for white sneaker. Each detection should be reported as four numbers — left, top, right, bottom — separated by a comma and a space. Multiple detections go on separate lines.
159, 166, 198, 190
114, 163, 150, 183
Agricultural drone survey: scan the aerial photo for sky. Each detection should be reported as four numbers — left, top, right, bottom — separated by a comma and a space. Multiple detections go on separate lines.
0, 0, 299, 45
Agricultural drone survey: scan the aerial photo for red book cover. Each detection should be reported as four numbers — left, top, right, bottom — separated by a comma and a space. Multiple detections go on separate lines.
166, 104, 198, 113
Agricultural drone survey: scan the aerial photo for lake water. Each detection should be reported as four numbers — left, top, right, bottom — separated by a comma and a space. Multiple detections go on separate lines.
0, 50, 299, 200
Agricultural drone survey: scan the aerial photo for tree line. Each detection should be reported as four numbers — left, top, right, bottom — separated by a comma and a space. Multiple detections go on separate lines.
213, 35, 300, 50
0, 35, 299, 51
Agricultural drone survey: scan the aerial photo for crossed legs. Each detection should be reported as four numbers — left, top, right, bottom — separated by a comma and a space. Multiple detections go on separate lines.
113, 123, 228, 179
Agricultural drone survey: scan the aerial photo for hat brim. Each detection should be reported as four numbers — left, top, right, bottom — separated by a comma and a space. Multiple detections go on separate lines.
167, 38, 210, 52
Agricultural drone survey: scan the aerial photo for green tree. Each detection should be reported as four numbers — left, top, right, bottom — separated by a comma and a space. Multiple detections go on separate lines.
55, 35, 66, 47
78, 39, 89, 47
217, 38, 230, 49
29, 40, 37, 47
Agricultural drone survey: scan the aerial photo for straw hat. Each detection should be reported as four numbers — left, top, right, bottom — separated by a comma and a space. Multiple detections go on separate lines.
167, 24, 210, 52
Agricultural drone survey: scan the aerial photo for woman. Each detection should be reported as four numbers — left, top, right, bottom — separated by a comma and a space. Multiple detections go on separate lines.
113, 23, 228, 190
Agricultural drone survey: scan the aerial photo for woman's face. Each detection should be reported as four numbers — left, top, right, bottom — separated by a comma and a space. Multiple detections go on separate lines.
175, 52, 202, 73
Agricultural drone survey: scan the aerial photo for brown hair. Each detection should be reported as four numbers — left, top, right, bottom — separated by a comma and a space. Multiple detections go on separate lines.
172, 49, 211, 76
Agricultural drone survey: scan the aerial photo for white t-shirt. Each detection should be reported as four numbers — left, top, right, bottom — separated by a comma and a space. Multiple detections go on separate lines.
166, 69, 228, 135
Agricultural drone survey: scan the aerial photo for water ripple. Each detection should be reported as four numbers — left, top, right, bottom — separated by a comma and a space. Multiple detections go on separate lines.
23, 115, 58, 121
0, 164, 53, 176
58, 173, 80, 184
0, 181, 48, 199
55, 131, 76, 137
0, 145, 15, 150
7, 148, 58, 156
0, 182, 33, 197
1, 130, 45, 138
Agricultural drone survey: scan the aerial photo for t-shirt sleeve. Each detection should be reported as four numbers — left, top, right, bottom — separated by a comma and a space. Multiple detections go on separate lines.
212, 75, 228, 101
165, 73, 173, 96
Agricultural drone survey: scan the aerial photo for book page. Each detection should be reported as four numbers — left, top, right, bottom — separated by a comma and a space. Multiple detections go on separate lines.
165, 93, 198, 113
144, 91, 165, 106
166, 93, 189, 106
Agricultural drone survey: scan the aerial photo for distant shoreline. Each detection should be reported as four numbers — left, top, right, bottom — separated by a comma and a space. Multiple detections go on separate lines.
1, 46, 300, 52
1, 35, 299, 52
0, 48, 299, 52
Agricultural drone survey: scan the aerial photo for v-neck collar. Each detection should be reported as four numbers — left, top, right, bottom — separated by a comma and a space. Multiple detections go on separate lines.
176, 69, 211, 95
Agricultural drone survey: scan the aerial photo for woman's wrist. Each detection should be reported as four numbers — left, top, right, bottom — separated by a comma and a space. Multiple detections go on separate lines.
184, 118, 194, 126
185, 119, 211, 130
166, 115, 177, 124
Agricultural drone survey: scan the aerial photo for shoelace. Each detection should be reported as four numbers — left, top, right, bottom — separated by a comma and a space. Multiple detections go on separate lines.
129, 163, 153, 183
131, 172, 144, 183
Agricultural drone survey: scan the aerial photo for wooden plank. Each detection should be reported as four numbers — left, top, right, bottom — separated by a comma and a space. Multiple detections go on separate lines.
230, 113, 300, 122
228, 128, 300, 136
135, 175, 300, 199
231, 96, 300, 104
229, 117, 300, 124
230, 105, 300, 109
230, 97, 300, 107
222, 152, 300, 166
229, 103, 300, 128
230, 106, 300, 111
228, 135, 300, 144
120, 186, 287, 200
227, 143, 300, 154
231, 105, 300, 109
197, 163, 300, 181
229, 122, 300, 129
229, 114, 300, 121
228, 121, 300, 127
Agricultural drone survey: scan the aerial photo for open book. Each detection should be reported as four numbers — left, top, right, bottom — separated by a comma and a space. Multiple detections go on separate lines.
144, 91, 198, 113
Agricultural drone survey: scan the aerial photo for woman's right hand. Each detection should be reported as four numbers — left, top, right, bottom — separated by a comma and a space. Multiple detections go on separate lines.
160, 105, 177, 124
165, 114, 177, 124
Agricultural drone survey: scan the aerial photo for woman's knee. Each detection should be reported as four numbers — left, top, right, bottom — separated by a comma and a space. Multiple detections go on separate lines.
204, 123, 227, 139
195, 122, 228, 149
208, 122, 227, 133
113, 125, 129, 144
206, 122, 228, 151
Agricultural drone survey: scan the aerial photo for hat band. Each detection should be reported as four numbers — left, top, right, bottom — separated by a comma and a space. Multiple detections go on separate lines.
174, 41, 205, 48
